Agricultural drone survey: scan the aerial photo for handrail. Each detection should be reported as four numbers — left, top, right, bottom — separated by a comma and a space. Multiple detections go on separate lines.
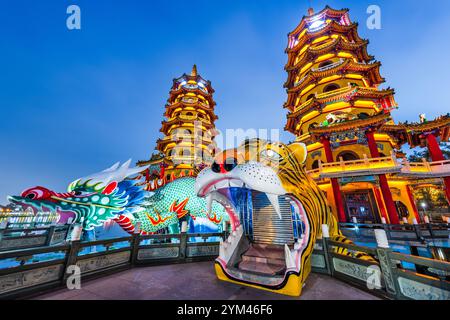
327, 239, 378, 255
389, 251, 450, 270
306, 156, 450, 178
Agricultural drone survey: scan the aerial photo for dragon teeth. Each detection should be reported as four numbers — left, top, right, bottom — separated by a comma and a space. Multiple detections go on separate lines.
206, 193, 213, 215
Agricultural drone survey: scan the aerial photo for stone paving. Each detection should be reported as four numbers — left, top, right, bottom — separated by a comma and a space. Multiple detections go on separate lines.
34, 261, 380, 300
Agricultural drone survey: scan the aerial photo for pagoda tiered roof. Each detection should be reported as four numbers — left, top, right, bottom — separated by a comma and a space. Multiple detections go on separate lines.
289, 60, 383, 92
380, 115, 450, 148
285, 86, 395, 125
286, 22, 363, 57
168, 85, 215, 104
160, 117, 216, 133
286, 36, 373, 73
171, 65, 214, 94
288, 6, 350, 38
163, 100, 217, 119
308, 112, 391, 139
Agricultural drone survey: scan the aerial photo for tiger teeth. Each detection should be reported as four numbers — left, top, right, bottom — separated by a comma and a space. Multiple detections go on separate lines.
266, 193, 282, 219
285, 244, 296, 269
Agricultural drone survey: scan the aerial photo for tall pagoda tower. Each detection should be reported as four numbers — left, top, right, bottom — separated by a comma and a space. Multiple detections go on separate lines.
137, 65, 219, 189
283, 7, 401, 224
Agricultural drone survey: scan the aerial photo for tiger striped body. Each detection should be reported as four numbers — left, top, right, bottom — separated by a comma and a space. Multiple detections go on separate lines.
196, 139, 375, 296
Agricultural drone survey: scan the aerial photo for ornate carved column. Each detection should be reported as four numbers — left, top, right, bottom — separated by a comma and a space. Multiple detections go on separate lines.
366, 129, 400, 224
321, 136, 347, 223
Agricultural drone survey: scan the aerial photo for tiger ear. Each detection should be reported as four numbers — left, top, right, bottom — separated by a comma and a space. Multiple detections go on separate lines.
288, 142, 308, 164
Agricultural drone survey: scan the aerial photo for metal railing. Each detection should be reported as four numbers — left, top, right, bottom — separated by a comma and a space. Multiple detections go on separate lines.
0, 231, 226, 299
339, 222, 450, 242
311, 232, 450, 300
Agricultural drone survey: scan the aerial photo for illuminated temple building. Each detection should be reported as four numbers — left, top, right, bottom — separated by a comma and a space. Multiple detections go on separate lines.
137, 65, 219, 190
284, 7, 450, 224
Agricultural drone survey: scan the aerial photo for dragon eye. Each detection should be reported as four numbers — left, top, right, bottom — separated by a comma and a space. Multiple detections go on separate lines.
74, 191, 83, 196
26, 193, 36, 199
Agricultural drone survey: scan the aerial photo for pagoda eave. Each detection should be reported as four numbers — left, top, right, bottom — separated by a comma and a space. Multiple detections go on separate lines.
308, 112, 391, 137
287, 22, 362, 55
285, 37, 373, 72
288, 6, 350, 37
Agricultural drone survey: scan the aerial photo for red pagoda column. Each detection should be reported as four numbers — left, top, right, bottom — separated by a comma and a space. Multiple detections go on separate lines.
366, 130, 400, 224
426, 133, 450, 204
373, 186, 389, 223
406, 185, 421, 223
321, 136, 347, 223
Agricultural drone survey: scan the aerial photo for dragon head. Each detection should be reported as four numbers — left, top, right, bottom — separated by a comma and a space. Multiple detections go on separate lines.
9, 160, 148, 230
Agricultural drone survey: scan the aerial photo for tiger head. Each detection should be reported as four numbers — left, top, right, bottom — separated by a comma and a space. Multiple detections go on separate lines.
195, 138, 339, 296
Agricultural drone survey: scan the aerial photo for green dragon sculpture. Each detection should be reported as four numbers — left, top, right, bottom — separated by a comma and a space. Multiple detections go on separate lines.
9, 160, 228, 236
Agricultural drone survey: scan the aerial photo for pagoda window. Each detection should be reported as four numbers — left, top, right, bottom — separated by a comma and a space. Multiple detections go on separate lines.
318, 61, 333, 69
337, 151, 359, 161
306, 94, 315, 101
311, 160, 320, 170
308, 122, 319, 131
358, 112, 369, 119
323, 83, 340, 93
180, 149, 191, 157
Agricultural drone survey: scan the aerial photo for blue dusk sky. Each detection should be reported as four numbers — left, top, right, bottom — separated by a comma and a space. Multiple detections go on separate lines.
1, 0, 450, 203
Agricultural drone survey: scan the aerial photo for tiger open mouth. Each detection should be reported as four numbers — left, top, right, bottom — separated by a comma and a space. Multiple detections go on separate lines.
195, 160, 310, 284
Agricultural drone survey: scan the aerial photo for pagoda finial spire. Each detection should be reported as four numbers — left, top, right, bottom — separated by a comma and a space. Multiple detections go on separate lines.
191, 64, 198, 77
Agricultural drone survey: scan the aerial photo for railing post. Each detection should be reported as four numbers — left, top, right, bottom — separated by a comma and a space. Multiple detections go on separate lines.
45, 226, 56, 246
374, 229, 400, 298
363, 154, 369, 167
422, 158, 431, 172
382, 223, 391, 240
403, 158, 410, 172
63, 240, 81, 284
321, 224, 333, 276
179, 221, 188, 261
412, 218, 424, 241
130, 233, 140, 265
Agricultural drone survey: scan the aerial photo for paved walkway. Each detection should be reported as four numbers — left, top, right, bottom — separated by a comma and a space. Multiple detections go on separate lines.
34, 261, 380, 300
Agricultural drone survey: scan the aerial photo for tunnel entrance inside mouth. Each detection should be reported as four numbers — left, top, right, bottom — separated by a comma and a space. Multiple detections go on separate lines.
252, 192, 295, 246
224, 187, 307, 245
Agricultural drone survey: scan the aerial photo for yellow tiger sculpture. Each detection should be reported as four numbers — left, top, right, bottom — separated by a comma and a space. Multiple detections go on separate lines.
195, 139, 375, 296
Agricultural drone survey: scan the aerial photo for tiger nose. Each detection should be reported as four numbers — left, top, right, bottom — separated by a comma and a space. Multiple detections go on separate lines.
211, 158, 238, 173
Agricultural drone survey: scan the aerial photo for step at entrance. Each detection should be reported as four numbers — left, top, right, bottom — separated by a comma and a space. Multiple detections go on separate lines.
251, 192, 294, 245
238, 243, 286, 275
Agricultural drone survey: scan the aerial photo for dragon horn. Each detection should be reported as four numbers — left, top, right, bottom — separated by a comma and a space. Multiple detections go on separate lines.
121, 159, 132, 169
102, 162, 121, 172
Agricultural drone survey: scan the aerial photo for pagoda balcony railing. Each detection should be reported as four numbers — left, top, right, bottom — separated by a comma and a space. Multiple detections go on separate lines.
307, 154, 450, 180
180, 97, 210, 108
400, 159, 450, 178
160, 134, 214, 144
311, 58, 345, 72
178, 114, 212, 123
182, 84, 208, 94
307, 152, 401, 179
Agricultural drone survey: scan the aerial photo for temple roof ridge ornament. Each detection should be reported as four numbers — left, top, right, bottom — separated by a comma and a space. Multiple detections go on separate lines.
191, 64, 198, 77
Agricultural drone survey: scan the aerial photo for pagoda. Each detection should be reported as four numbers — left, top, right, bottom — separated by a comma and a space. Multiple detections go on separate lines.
283, 6, 450, 224
137, 65, 219, 190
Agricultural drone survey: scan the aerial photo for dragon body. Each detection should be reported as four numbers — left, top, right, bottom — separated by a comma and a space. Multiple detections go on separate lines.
9, 161, 228, 236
